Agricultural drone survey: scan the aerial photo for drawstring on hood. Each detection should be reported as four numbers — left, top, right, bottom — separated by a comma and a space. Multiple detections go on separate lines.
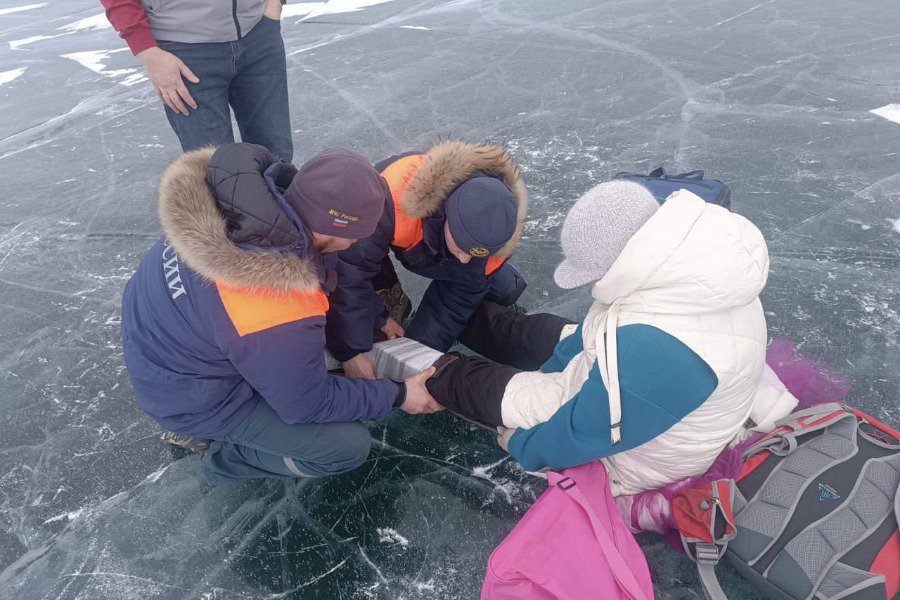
585, 190, 769, 449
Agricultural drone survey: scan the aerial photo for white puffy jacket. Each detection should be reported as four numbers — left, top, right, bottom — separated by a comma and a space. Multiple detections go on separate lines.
504, 190, 772, 495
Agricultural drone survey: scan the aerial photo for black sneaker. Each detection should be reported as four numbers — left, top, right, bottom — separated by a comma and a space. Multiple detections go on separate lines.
161, 432, 211, 454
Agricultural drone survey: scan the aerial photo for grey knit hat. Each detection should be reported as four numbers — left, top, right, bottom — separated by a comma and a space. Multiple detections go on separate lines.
554, 180, 659, 289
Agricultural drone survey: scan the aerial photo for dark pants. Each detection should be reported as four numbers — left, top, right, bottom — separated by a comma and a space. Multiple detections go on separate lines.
201, 400, 371, 483
157, 17, 293, 160
426, 302, 574, 428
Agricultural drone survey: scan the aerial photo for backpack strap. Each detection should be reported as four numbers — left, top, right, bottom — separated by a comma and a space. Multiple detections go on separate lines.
744, 403, 850, 459
673, 480, 738, 600
594, 301, 624, 445
548, 472, 650, 600
670, 169, 705, 180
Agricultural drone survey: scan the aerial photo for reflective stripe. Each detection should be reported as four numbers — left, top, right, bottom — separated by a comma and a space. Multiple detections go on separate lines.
381, 154, 427, 249
485, 254, 506, 275
216, 283, 329, 337
283, 456, 312, 477
382, 153, 513, 274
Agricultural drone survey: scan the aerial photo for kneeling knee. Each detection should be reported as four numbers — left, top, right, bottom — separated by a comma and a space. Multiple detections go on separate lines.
332, 424, 372, 473
290, 423, 372, 478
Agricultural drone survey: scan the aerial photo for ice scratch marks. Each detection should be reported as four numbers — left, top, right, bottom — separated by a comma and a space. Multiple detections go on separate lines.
262, 557, 350, 598
0, 68, 27, 86
870, 104, 900, 125
357, 543, 389, 584
707, 0, 777, 29
59, 571, 190, 593
61, 49, 147, 87
0, 3, 47, 17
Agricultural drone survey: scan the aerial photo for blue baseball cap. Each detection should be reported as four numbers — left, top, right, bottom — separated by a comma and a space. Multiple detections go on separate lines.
445, 177, 517, 257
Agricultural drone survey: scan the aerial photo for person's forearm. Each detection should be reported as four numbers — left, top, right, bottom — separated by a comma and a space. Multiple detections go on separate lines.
101, 0, 156, 55
272, 375, 398, 424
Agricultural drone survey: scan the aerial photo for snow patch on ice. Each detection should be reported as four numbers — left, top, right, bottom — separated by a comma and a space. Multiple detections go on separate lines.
471, 457, 507, 479
892, 217, 900, 235
58, 12, 110, 33
143, 464, 170, 484
0, 67, 27, 86
281, 2, 325, 18
400, 25, 431, 30
9, 35, 59, 50
870, 104, 900, 125
43, 506, 86, 525
0, 3, 46, 17
376, 527, 409, 547
300, 0, 397, 21
61, 49, 147, 86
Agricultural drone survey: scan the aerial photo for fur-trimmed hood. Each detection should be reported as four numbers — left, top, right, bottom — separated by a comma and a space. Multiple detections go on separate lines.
156, 148, 322, 294
401, 141, 527, 257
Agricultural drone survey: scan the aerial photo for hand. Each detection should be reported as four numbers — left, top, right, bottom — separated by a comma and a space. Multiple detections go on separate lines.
137, 46, 199, 116
380, 317, 405, 340
401, 367, 443, 414
263, 0, 283, 20
342, 354, 376, 379
497, 426, 515, 452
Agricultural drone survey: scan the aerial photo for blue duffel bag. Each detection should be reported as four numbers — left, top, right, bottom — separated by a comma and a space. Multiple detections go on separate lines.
614, 167, 731, 209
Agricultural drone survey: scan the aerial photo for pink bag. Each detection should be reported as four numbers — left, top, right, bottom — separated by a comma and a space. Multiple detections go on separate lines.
482, 461, 654, 600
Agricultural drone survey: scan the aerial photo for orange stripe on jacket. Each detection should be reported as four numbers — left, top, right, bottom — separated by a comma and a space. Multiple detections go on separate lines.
381, 154, 427, 250
381, 154, 509, 276
216, 283, 329, 337
485, 255, 507, 275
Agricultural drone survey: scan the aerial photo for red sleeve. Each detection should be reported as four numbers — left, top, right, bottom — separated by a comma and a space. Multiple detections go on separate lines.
100, 0, 156, 55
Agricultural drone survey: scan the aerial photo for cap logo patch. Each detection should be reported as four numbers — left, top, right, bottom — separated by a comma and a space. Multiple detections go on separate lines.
328, 209, 359, 228
469, 246, 490, 257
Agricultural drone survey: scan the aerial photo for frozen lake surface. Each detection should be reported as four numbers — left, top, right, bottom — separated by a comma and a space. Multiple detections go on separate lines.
0, 0, 898, 598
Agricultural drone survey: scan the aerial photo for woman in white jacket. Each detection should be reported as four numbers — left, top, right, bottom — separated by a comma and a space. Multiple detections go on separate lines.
427, 180, 774, 495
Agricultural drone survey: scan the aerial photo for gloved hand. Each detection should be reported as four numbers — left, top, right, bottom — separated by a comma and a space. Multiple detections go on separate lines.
496, 426, 516, 452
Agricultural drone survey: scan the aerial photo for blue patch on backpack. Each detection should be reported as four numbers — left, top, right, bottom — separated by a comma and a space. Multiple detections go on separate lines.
817, 483, 840, 502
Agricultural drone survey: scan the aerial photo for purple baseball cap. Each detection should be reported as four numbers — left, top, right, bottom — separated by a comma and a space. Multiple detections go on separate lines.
286, 148, 387, 239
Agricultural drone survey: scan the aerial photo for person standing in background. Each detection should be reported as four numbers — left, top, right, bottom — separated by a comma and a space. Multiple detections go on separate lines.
101, 0, 293, 160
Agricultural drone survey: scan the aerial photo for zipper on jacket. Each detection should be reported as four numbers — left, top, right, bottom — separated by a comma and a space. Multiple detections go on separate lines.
232, 0, 243, 39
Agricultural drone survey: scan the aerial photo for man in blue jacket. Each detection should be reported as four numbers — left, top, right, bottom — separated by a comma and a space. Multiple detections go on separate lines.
121, 143, 439, 483
325, 141, 529, 379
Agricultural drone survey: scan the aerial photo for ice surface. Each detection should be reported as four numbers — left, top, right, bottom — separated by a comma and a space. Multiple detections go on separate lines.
0, 0, 898, 598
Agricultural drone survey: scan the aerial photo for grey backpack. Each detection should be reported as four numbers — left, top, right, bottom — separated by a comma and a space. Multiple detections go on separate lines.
676, 403, 900, 600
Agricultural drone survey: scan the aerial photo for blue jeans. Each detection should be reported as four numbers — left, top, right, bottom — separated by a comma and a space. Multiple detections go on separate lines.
201, 400, 372, 483
157, 16, 293, 161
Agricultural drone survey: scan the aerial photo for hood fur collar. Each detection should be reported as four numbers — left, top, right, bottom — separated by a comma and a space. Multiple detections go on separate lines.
157, 148, 321, 293
402, 141, 528, 257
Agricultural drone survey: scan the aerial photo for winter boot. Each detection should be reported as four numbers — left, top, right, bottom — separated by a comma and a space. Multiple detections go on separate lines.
161, 431, 211, 454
